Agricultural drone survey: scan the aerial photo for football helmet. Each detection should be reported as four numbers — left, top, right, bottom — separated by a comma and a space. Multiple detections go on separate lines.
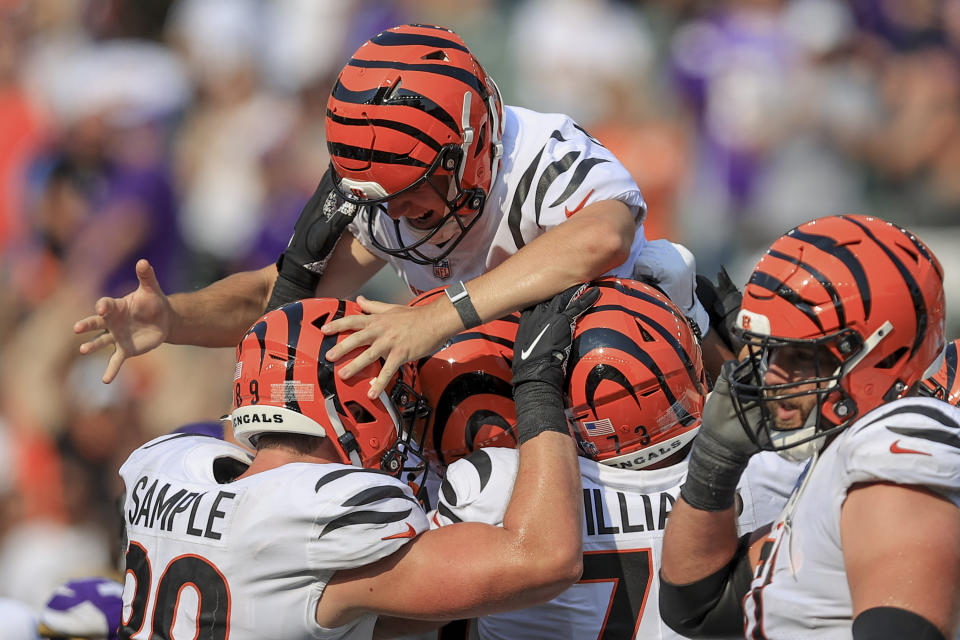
565, 277, 708, 469
917, 338, 960, 407
326, 24, 504, 265
231, 298, 427, 474
408, 287, 518, 471
730, 215, 945, 461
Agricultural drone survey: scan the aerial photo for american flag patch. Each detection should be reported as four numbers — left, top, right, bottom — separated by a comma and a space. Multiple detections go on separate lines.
233, 362, 243, 381
582, 418, 615, 437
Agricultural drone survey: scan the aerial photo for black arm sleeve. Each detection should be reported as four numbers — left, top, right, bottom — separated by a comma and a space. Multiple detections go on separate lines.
659, 533, 754, 637
853, 607, 946, 640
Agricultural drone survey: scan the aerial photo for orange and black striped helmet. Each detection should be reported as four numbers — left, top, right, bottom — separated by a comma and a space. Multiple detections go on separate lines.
408, 287, 518, 471
565, 277, 708, 469
730, 215, 945, 459
326, 24, 504, 265
918, 338, 960, 406
230, 299, 426, 474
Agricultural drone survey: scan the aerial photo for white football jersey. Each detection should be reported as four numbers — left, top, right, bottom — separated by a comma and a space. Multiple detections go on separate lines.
743, 397, 960, 639
118, 434, 429, 640
432, 447, 762, 640
348, 105, 647, 295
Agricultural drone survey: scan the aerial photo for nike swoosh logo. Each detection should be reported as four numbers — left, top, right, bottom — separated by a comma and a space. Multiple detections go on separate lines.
564, 190, 594, 218
381, 523, 418, 540
889, 440, 931, 456
520, 324, 551, 360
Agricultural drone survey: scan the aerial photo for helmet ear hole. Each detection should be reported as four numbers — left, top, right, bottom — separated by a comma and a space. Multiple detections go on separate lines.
345, 401, 376, 423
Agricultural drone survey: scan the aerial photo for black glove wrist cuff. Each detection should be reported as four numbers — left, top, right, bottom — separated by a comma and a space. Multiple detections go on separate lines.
266, 262, 321, 312
680, 436, 750, 512
514, 381, 569, 444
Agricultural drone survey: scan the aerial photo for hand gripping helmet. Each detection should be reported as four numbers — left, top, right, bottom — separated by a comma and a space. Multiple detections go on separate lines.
231, 299, 426, 474
408, 287, 518, 471
326, 24, 504, 265
918, 338, 960, 407
565, 277, 708, 469
730, 215, 946, 461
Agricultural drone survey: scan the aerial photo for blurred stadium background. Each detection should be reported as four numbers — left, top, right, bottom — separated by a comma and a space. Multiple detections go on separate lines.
0, 0, 958, 613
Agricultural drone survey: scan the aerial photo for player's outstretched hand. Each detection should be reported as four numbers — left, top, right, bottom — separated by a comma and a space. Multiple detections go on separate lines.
681, 359, 762, 512
72, 259, 173, 383
321, 296, 451, 399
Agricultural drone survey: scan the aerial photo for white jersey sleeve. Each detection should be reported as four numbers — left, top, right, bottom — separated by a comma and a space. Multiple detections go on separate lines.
431, 447, 518, 528
119, 434, 428, 640
743, 397, 960, 639
347, 105, 647, 296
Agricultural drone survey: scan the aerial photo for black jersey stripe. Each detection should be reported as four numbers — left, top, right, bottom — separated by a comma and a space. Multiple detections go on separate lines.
318, 507, 413, 537
859, 402, 960, 434
534, 151, 580, 227
767, 249, 846, 329
548, 157, 610, 208
749, 271, 823, 333
886, 425, 960, 451
314, 466, 380, 492
845, 216, 927, 358
328, 142, 430, 169
370, 30, 471, 54
326, 110, 444, 152
432, 373, 513, 468
437, 501, 462, 523
464, 447, 493, 491
342, 485, 420, 508
507, 145, 547, 250
440, 477, 458, 506
572, 122, 601, 145
330, 83, 460, 135
346, 58, 484, 95
790, 228, 871, 319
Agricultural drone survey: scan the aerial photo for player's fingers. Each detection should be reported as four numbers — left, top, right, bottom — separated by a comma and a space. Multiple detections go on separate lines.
320, 313, 371, 336
102, 347, 126, 384
355, 296, 397, 315
367, 354, 402, 399
73, 314, 105, 335
79, 330, 115, 355
135, 259, 162, 294
94, 296, 119, 319
337, 341, 386, 379
325, 326, 375, 362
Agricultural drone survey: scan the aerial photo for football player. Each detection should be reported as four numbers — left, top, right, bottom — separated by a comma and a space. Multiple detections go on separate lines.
918, 337, 960, 407
115, 289, 596, 639
74, 24, 730, 396
659, 215, 960, 640
398, 277, 767, 639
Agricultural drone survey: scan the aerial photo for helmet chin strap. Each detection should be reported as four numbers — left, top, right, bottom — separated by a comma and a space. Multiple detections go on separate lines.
325, 396, 363, 467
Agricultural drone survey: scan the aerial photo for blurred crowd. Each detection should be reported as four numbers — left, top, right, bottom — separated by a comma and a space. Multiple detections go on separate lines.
0, 0, 958, 616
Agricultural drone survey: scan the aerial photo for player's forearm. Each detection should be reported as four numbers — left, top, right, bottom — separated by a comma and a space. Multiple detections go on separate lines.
661, 497, 740, 585
464, 202, 634, 326
166, 265, 277, 347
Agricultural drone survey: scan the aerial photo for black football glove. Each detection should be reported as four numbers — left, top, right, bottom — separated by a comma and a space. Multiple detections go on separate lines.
266, 168, 360, 311
695, 266, 744, 354
512, 285, 601, 443
680, 360, 763, 511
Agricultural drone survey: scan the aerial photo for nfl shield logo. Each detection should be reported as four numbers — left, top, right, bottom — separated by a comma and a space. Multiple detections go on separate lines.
433, 259, 451, 280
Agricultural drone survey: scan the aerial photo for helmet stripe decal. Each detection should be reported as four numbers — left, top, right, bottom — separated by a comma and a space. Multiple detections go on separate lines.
548, 158, 610, 208
748, 271, 824, 333
318, 508, 414, 537
945, 341, 958, 393
342, 485, 420, 507
279, 301, 304, 414
845, 216, 927, 357
370, 30, 471, 54
881, 217, 944, 282
465, 411, 515, 450
346, 59, 485, 95
313, 301, 348, 418
327, 142, 430, 168
329, 83, 460, 134
585, 363, 638, 416
790, 229, 871, 319
326, 110, 445, 151
245, 319, 268, 372
431, 372, 513, 468
767, 249, 846, 329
